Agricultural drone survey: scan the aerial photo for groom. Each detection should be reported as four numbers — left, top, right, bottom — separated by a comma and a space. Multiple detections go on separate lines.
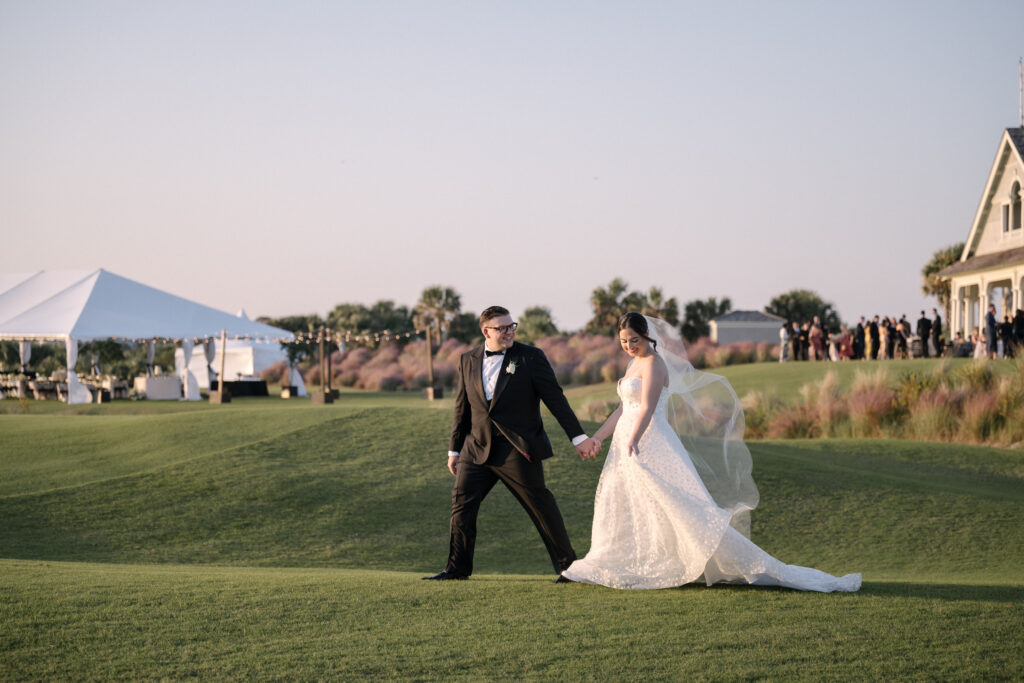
423, 306, 596, 582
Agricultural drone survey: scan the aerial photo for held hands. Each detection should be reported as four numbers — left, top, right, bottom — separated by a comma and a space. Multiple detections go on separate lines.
576, 437, 602, 460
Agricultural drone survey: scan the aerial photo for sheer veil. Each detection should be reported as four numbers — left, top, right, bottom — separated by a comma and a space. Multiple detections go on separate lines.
644, 316, 760, 536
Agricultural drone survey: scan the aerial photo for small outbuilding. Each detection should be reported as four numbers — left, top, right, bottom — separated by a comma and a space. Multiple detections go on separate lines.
709, 310, 786, 345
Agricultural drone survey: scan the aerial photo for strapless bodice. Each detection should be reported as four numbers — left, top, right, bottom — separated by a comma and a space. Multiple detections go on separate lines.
617, 376, 669, 414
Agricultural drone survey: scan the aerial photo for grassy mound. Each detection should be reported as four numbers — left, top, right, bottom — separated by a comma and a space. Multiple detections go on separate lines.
1, 394, 1022, 678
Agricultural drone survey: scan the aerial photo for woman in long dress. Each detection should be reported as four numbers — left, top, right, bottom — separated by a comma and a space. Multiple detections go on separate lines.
972, 330, 987, 359
562, 313, 860, 592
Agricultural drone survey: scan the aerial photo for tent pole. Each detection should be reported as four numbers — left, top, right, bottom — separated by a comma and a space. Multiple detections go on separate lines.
311, 325, 333, 404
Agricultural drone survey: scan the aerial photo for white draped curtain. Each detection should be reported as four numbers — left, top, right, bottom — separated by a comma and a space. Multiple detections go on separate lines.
65, 337, 92, 404
19, 340, 31, 372
289, 365, 308, 397
204, 339, 217, 385
179, 339, 200, 401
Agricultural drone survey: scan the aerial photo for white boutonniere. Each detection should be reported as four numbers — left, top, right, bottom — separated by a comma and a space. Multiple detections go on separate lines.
505, 360, 517, 375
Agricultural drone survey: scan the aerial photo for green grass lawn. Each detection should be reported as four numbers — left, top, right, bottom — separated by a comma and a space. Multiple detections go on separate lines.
1, 376, 1023, 679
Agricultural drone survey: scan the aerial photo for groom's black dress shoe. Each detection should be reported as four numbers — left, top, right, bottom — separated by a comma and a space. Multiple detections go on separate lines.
422, 570, 468, 581
553, 574, 576, 584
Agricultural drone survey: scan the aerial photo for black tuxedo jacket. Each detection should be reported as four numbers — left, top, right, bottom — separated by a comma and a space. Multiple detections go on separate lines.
916, 317, 931, 338
449, 341, 583, 464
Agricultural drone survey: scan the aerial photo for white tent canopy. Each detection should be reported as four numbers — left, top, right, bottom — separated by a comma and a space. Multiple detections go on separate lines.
0, 269, 296, 403
0, 269, 292, 342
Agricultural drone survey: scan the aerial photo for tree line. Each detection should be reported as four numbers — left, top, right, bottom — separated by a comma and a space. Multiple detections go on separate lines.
257, 280, 853, 369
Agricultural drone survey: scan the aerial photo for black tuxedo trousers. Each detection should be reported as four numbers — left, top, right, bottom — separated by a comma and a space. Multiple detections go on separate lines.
446, 432, 575, 576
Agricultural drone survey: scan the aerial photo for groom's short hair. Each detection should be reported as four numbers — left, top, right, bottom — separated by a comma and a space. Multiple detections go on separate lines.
480, 306, 510, 327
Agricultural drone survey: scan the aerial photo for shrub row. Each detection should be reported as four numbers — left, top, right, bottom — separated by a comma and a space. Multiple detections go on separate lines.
262, 334, 781, 391
741, 359, 1024, 447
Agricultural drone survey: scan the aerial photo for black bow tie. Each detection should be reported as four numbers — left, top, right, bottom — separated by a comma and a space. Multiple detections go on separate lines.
485, 349, 505, 357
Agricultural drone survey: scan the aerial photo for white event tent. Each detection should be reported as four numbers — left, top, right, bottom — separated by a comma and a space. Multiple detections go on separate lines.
0, 269, 299, 403
174, 310, 305, 395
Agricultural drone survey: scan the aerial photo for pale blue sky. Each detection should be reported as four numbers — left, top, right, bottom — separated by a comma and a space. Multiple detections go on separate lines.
2, 1, 1022, 330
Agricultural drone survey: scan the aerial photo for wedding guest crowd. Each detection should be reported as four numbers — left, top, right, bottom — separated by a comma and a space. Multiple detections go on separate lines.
777, 308, 1024, 362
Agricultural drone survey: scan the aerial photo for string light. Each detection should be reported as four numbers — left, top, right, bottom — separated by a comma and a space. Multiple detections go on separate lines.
9, 329, 425, 346
88, 330, 424, 345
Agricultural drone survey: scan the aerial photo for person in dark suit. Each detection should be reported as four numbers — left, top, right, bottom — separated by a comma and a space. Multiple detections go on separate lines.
854, 317, 865, 359
790, 321, 806, 362
869, 316, 880, 360
424, 306, 596, 582
1000, 315, 1014, 359
916, 311, 932, 358
986, 304, 998, 359
899, 315, 912, 357
931, 308, 944, 357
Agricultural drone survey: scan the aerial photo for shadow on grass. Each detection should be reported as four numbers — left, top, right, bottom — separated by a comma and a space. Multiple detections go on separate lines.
524, 579, 1024, 603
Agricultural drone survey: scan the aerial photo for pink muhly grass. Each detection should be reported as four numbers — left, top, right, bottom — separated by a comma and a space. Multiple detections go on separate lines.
847, 370, 894, 437
260, 360, 288, 384
755, 342, 777, 363
433, 338, 473, 363
338, 347, 372, 374
740, 390, 780, 439
765, 404, 816, 439
799, 371, 847, 437
705, 346, 734, 369
731, 341, 757, 365
906, 387, 958, 441
957, 392, 1001, 443
601, 359, 625, 383
536, 336, 574, 365
356, 363, 405, 391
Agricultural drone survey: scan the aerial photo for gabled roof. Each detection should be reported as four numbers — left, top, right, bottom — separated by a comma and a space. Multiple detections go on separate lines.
712, 310, 785, 324
0, 269, 292, 342
961, 128, 1024, 260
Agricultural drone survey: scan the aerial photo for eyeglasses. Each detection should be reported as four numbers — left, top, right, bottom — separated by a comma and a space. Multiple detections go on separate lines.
484, 322, 518, 334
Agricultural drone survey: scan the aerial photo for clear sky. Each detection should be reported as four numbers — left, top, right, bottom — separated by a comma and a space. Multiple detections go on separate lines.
2, 1, 1023, 331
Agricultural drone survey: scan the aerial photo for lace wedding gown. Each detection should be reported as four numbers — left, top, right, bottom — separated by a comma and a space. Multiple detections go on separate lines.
563, 377, 861, 592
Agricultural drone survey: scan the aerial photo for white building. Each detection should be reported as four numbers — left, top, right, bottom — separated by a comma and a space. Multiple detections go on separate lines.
940, 128, 1024, 335
709, 310, 786, 344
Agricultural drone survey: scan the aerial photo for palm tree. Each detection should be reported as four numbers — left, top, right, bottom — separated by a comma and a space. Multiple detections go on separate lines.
414, 285, 462, 341
640, 287, 680, 326
921, 243, 964, 329
681, 297, 732, 342
586, 278, 631, 334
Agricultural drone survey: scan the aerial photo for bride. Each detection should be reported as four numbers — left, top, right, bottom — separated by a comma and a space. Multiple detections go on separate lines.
562, 313, 860, 592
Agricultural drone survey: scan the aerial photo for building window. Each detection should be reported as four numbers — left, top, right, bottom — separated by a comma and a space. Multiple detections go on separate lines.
1013, 182, 1022, 231
1004, 204, 1010, 233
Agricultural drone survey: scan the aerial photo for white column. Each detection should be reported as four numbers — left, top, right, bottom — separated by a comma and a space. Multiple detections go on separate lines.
950, 284, 958, 335
1012, 269, 1022, 316
978, 281, 988, 332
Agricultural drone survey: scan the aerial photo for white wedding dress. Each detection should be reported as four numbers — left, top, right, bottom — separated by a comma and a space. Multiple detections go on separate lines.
563, 377, 861, 592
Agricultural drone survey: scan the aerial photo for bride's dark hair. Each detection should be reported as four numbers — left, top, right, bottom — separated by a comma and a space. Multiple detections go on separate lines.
617, 312, 657, 351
